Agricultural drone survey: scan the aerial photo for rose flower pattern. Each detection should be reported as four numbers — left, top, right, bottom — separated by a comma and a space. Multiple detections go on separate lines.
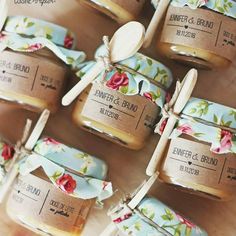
1, 144, 15, 161
213, 130, 233, 153
106, 71, 129, 90
56, 174, 77, 194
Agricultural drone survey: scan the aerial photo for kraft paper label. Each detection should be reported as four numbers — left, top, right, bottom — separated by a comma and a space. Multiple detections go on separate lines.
0, 51, 67, 106
111, 0, 145, 15
81, 83, 160, 140
161, 6, 236, 60
162, 138, 236, 190
7, 174, 93, 233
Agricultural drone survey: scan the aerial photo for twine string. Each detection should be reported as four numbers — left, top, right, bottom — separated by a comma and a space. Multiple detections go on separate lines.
155, 80, 181, 134
5, 119, 32, 172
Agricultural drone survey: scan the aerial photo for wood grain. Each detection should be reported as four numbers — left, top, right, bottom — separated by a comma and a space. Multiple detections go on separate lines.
1, 0, 236, 235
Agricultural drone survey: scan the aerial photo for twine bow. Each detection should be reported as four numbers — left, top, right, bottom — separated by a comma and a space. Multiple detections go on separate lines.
96, 36, 115, 84
97, 36, 114, 72
155, 80, 182, 135
5, 119, 32, 172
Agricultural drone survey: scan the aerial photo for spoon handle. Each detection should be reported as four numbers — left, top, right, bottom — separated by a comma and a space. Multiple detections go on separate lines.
25, 109, 50, 150
62, 62, 104, 106
174, 69, 198, 114
146, 115, 177, 176
146, 69, 198, 176
143, 0, 170, 48
128, 173, 158, 209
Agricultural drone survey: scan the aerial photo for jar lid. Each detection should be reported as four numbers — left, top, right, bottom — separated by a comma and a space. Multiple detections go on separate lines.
95, 45, 173, 89
5, 16, 76, 49
19, 137, 113, 201
111, 197, 208, 236
152, 0, 236, 19
182, 97, 236, 130
169, 97, 236, 154
33, 137, 108, 180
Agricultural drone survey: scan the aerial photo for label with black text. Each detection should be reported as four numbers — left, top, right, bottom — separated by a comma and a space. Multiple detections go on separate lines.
161, 6, 236, 60
162, 138, 236, 189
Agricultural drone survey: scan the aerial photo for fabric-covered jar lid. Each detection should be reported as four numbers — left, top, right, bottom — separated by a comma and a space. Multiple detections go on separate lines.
4, 16, 76, 49
19, 137, 113, 201
0, 16, 86, 67
33, 137, 108, 179
75, 46, 173, 108
170, 97, 236, 154
152, 0, 236, 19
95, 45, 173, 90
182, 97, 236, 129
111, 197, 208, 236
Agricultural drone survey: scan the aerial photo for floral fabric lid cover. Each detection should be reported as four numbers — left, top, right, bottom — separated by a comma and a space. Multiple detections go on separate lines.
5, 16, 76, 49
170, 97, 236, 154
151, 0, 236, 19
19, 137, 113, 201
111, 197, 207, 236
0, 140, 15, 184
0, 16, 86, 67
77, 46, 173, 108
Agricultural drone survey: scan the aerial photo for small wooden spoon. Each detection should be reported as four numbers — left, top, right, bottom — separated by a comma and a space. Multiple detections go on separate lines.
62, 21, 145, 106
146, 69, 198, 176
143, 0, 170, 48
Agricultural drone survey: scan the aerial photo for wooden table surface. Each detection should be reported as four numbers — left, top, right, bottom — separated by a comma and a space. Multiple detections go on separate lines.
1, 0, 236, 235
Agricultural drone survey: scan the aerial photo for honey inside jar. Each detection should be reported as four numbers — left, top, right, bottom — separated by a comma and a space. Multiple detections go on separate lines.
79, 0, 146, 24
154, 1, 236, 69
72, 51, 173, 150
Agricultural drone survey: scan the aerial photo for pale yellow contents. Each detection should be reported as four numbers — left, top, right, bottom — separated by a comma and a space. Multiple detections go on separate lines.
158, 42, 231, 69
7, 208, 85, 236
73, 86, 156, 150
80, 0, 137, 23
0, 89, 58, 113
159, 173, 232, 201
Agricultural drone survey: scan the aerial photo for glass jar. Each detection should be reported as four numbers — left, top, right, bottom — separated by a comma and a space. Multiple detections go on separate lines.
73, 49, 173, 150
79, 0, 146, 24
0, 16, 85, 113
153, 0, 236, 69
6, 137, 112, 236
159, 98, 236, 200
109, 197, 208, 236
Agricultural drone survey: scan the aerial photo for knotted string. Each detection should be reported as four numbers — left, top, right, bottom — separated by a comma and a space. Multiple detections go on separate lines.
98, 36, 113, 72
155, 80, 182, 135
5, 119, 32, 172
96, 36, 115, 84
